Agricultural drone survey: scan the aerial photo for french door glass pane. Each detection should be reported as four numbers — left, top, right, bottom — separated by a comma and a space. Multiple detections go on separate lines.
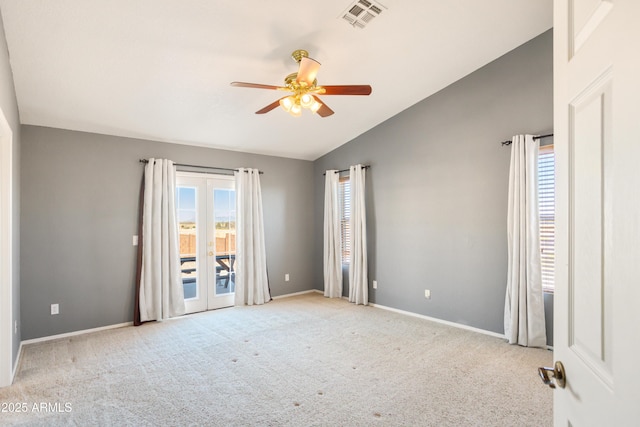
214, 189, 236, 295
177, 186, 198, 299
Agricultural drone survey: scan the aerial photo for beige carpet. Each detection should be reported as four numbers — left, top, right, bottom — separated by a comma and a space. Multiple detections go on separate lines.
1, 292, 552, 426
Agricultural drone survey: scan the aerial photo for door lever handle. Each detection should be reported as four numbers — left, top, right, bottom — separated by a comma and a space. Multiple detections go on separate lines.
538, 361, 566, 389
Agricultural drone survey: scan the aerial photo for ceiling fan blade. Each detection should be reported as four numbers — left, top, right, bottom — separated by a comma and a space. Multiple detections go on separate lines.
231, 81, 285, 90
320, 85, 372, 95
255, 98, 286, 114
296, 57, 321, 85
312, 95, 334, 117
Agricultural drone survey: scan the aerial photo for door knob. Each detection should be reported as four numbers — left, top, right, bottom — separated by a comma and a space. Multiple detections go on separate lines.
538, 361, 566, 389
208, 251, 214, 256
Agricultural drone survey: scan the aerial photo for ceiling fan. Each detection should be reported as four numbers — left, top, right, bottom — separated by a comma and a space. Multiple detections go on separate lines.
231, 49, 372, 118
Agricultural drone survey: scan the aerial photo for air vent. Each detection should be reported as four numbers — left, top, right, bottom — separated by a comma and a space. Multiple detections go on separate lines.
342, 14, 356, 25
349, 5, 364, 17
341, 0, 386, 29
361, 11, 376, 23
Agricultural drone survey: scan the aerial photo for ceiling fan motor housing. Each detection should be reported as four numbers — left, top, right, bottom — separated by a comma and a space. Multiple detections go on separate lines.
291, 49, 309, 63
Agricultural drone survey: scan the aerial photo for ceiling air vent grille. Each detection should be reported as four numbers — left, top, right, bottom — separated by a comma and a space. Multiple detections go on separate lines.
361, 11, 376, 23
349, 5, 364, 17
341, 0, 386, 29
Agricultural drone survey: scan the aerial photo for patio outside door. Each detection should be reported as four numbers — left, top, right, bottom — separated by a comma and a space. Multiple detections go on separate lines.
176, 172, 236, 313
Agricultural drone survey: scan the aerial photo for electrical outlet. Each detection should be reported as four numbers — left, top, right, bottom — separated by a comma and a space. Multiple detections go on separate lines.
285, 274, 290, 282
133, 235, 138, 246
373, 280, 377, 289
424, 290, 431, 299
51, 303, 59, 315
14, 320, 17, 334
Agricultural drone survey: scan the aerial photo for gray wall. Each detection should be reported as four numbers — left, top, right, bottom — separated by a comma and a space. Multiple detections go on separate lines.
17, 30, 554, 345
20, 126, 314, 340
313, 30, 554, 343
0, 11, 21, 368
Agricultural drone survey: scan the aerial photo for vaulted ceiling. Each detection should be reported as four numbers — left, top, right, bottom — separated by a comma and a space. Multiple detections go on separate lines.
0, 0, 552, 160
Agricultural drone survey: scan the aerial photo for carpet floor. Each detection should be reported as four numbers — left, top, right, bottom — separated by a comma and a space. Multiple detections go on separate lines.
1, 292, 553, 426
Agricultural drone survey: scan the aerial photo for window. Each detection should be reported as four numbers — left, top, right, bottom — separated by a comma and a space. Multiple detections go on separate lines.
539, 144, 555, 292
339, 176, 351, 263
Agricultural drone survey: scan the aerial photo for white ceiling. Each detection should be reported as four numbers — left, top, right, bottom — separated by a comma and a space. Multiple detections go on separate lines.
0, 0, 552, 160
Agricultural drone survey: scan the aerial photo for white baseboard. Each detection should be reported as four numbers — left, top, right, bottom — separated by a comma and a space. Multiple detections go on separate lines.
369, 302, 506, 340
10, 341, 23, 384
271, 289, 319, 300
371, 302, 554, 351
328, 289, 553, 349
307, 289, 506, 340
20, 291, 316, 348
21, 322, 133, 346
17, 293, 549, 355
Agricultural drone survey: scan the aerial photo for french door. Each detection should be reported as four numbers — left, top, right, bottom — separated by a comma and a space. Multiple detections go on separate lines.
176, 172, 236, 313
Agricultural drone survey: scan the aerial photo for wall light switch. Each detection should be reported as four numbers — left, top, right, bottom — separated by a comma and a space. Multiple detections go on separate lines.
285, 274, 290, 282
133, 235, 139, 246
424, 290, 431, 299
373, 280, 377, 289
51, 303, 59, 315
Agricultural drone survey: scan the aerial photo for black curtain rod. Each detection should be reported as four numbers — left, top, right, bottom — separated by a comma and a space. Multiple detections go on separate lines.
501, 133, 554, 146
139, 159, 263, 174
322, 165, 371, 176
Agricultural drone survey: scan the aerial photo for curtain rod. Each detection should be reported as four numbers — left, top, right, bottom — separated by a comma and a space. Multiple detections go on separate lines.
139, 159, 263, 174
322, 165, 371, 176
501, 133, 554, 146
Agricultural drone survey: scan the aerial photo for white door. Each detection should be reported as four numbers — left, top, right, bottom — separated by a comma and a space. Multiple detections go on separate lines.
553, 0, 640, 424
176, 172, 236, 313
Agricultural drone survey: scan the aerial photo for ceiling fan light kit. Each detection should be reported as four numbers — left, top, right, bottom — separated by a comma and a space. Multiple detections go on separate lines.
231, 49, 372, 118
279, 93, 321, 116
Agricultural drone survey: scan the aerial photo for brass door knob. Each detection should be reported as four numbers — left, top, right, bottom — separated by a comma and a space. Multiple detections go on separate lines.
208, 251, 214, 256
538, 361, 566, 389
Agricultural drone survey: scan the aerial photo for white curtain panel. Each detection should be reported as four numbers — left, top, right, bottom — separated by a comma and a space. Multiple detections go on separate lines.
234, 168, 270, 306
139, 158, 185, 322
323, 170, 343, 298
504, 135, 547, 347
349, 164, 368, 305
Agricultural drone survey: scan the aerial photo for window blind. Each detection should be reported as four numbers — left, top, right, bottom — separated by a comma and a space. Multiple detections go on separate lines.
538, 144, 555, 292
339, 177, 351, 263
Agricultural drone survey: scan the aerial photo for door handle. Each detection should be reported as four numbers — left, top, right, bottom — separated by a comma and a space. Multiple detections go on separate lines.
538, 361, 566, 389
